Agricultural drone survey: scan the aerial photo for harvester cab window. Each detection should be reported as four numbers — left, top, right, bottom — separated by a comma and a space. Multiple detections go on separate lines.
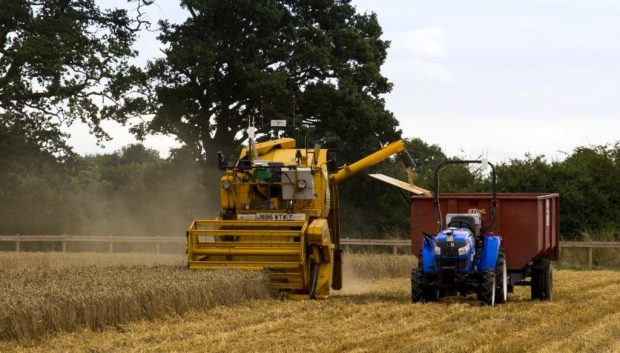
237, 155, 252, 171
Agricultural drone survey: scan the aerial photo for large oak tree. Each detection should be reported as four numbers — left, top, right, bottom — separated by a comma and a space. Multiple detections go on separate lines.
0, 0, 151, 155
125, 0, 401, 163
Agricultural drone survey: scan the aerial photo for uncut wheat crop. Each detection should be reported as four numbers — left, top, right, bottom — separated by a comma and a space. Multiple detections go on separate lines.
0, 252, 270, 341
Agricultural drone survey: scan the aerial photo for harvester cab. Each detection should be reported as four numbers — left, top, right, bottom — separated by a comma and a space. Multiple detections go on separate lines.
413, 160, 508, 306
187, 135, 427, 299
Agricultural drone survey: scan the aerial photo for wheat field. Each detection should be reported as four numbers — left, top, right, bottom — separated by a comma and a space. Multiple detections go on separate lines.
1, 252, 620, 352
0, 252, 270, 341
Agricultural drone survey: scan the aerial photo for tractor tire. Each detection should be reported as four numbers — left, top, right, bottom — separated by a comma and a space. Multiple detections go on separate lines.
531, 258, 553, 301
411, 268, 424, 303
531, 271, 540, 300
411, 268, 439, 303
495, 251, 508, 304
477, 270, 496, 306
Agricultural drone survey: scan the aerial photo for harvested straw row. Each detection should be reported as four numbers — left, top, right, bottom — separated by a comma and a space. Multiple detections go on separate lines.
0, 261, 269, 341
343, 253, 416, 280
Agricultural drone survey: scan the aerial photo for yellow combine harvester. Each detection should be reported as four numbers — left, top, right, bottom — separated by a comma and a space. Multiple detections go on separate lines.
187, 136, 427, 298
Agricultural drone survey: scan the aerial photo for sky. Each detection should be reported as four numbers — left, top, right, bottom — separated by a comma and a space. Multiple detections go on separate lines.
69, 0, 620, 162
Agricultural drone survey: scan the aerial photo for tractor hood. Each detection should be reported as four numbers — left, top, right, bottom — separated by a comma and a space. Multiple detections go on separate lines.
434, 229, 475, 258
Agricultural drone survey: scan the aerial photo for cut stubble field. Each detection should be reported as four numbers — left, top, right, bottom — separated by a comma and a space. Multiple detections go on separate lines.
1, 252, 620, 353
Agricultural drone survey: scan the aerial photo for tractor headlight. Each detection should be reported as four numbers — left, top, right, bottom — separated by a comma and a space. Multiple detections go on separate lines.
434, 245, 441, 255
222, 180, 231, 190
296, 179, 306, 189
458, 243, 471, 256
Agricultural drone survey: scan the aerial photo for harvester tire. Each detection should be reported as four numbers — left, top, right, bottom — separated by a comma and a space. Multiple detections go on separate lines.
477, 270, 496, 306
411, 268, 424, 303
495, 251, 508, 304
531, 259, 553, 301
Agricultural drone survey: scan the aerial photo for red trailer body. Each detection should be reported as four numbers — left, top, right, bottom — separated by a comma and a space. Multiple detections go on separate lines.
411, 193, 560, 271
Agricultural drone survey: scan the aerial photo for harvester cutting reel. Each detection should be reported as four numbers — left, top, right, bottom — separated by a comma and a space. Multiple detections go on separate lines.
187, 217, 337, 299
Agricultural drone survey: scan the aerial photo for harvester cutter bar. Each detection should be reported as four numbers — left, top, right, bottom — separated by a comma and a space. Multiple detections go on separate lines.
187, 219, 309, 292
188, 261, 302, 269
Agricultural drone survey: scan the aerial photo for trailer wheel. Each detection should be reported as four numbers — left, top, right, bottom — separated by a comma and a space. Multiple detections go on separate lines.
531, 259, 553, 301
495, 251, 508, 304
477, 270, 496, 306
411, 268, 424, 303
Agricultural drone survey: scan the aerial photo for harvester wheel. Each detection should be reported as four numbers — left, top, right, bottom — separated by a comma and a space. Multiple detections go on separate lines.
531, 259, 553, 301
477, 270, 496, 306
495, 251, 508, 304
411, 268, 424, 303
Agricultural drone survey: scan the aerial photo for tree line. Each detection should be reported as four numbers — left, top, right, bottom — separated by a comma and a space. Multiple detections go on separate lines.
1, 1, 616, 240
2, 127, 619, 240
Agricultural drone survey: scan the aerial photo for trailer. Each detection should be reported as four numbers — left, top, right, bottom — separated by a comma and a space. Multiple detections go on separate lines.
411, 190, 559, 301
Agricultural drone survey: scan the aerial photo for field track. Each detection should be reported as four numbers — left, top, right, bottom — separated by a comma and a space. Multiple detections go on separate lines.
1, 253, 620, 352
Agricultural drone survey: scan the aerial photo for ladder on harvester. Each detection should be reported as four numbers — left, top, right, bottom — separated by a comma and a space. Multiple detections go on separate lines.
187, 219, 309, 291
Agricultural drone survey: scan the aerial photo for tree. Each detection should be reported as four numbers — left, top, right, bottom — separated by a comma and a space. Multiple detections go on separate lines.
125, 0, 399, 162
0, 0, 151, 155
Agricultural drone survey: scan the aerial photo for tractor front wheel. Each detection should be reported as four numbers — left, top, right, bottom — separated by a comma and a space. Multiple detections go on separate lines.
411, 268, 439, 303
411, 268, 424, 303
477, 270, 496, 306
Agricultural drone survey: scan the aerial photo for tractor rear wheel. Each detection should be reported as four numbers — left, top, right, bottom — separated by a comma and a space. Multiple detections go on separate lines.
411, 268, 424, 303
531, 258, 553, 300
477, 270, 496, 306
495, 251, 508, 304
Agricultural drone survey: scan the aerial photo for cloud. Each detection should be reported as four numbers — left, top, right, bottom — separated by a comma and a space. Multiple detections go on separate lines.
398, 26, 447, 59
385, 26, 454, 87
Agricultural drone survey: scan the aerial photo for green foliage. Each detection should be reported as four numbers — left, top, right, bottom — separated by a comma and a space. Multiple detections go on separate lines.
0, 140, 208, 236
497, 146, 620, 239
2, 136, 620, 240
0, 0, 151, 155
122, 0, 399, 162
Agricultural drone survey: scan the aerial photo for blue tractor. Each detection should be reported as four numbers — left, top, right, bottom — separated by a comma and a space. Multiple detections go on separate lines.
411, 160, 508, 306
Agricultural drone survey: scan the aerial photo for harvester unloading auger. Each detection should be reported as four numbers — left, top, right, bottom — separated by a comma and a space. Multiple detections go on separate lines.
187, 136, 429, 299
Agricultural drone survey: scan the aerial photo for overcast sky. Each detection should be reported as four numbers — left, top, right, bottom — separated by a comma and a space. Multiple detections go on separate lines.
69, 0, 620, 162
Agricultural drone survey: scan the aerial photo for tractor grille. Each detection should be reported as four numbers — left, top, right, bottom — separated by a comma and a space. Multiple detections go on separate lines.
436, 239, 467, 257
439, 258, 468, 270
